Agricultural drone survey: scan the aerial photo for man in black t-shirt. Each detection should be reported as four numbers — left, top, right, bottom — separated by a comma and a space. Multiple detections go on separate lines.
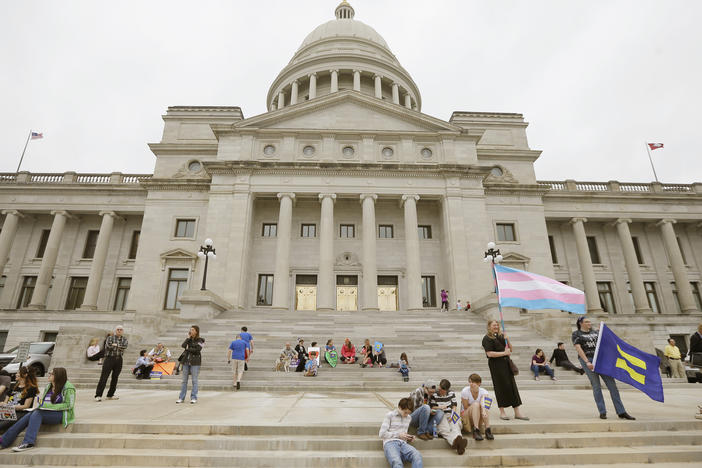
549, 342, 584, 375
572, 317, 635, 420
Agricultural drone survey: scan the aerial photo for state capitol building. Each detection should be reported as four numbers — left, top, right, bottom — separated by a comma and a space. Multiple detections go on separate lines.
1, 1, 700, 351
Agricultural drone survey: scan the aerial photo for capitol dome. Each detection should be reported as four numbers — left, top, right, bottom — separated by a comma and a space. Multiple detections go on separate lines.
267, 1, 421, 112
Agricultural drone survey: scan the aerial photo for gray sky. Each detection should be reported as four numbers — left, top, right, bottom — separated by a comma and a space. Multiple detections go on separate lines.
1, 0, 700, 183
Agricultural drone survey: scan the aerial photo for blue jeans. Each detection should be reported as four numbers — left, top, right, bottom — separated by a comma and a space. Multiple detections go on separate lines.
1, 409, 63, 447
179, 364, 200, 401
531, 364, 554, 378
409, 404, 443, 435
579, 357, 626, 415
383, 440, 423, 468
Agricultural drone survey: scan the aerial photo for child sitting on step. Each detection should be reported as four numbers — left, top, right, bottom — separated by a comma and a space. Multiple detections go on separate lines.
398, 352, 410, 382
304, 351, 319, 377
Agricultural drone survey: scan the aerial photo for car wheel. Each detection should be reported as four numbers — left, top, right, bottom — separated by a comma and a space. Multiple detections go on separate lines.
29, 363, 44, 377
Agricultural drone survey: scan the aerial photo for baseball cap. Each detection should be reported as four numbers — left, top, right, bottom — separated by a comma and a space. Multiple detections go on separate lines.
424, 379, 438, 389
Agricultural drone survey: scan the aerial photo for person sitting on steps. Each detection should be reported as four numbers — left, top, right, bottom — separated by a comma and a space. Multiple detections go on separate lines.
360, 339, 374, 368
133, 350, 154, 380
0, 366, 39, 433
531, 348, 556, 381
86, 338, 102, 362
379, 397, 423, 468
340, 338, 356, 364
295, 339, 308, 372
408, 379, 442, 441
398, 352, 410, 382
460, 373, 494, 441
148, 343, 172, 363
549, 342, 584, 375
429, 378, 468, 455
373, 342, 387, 368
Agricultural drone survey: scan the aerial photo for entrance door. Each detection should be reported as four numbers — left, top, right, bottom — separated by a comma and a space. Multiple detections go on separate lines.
295, 275, 317, 311
336, 275, 358, 311
378, 275, 399, 311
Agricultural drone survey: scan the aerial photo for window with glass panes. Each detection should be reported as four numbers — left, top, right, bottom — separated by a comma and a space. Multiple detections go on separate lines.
41, 331, 58, 342
673, 282, 702, 312
17, 276, 37, 308
496, 223, 516, 242
587, 236, 601, 264
378, 225, 393, 238
597, 281, 616, 313
0, 330, 7, 352
418, 225, 432, 239
262, 223, 277, 237
113, 278, 131, 311
36, 230, 50, 258
421, 276, 437, 307
0, 275, 5, 299
65, 277, 88, 310
340, 224, 355, 238
128, 231, 140, 259
174, 219, 196, 238
301, 224, 316, 238
257, 274, 274, 305
631, 236, 644, 264
643, 282, 661, 314
82, 230, 99, 258
548, 236, 558, 264
164, 269, 188, 309
676, 237, 687, 264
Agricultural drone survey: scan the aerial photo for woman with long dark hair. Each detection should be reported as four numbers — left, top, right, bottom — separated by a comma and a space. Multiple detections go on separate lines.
177, 325, 204, 404
0, 367, 75, 452
0, 367, 39, 432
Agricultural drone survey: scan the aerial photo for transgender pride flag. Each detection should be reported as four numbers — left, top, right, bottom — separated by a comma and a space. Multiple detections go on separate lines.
494, 264, 585, 315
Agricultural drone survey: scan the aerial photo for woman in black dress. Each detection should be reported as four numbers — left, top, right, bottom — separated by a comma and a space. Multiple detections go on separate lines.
482, 320, 529, 421
295, 339, 308, 372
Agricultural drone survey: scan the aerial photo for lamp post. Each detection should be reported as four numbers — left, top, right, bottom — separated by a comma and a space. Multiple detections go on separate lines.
197, 238, 216, 291
483, 241, 507, 341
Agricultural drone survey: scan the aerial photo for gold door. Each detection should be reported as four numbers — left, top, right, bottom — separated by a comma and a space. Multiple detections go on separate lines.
296, 286, 317, 311
377, 286, 398, 311
336, 286, 358, 311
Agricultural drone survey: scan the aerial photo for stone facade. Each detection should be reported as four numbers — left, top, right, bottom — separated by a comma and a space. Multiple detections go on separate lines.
1, 2, 701, 352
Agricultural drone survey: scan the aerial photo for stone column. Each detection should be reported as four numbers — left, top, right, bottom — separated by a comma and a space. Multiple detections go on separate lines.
391, 83, 400, 104
658, 219, 696, 313
330, 70, 339, 93
353, 70, 361, 91
29, 210, 71, 309
404, 93, 411, 109
374, 74, 382, 99
614, 219, 651, 314
290, 80, 299, 105
80, 211, 119, 310
0, 210, 23, 275
277, 92, 285, 110
570, 217, 603, 314
308, 73, 317, 99
360, 194, 379, 311
317, 193, 336, 311
403, 195, 423, 311
272, 193, 295, 310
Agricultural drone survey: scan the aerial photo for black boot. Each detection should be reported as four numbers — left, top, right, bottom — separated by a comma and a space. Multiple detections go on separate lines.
485, 427, 494, 440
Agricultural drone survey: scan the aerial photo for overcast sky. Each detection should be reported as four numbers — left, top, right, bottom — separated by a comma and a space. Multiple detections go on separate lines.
1, 0, 700, 183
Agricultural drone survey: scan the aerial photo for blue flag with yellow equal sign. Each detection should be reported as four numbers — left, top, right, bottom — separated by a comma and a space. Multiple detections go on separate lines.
592, 323, 664, 402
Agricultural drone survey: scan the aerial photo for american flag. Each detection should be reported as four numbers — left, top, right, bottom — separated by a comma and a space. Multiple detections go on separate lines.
31, 132, 43, 140
647, 143, 663, 150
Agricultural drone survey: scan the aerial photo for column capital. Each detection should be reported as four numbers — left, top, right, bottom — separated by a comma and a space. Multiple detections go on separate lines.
292, 79, 299, 86
1, 209, 24, 218
329, 69, 339, 74
656, 218, 676, 227
277, 192, 296, 202
352, 69, 361, 74
360, 193, 378, 204
613, 218, 632, 226
391, 82, 399, 88
401, 194, 420, 207
98, 210, 123, 221
308, 72, 317, 78
50, 210, 77, 220
569, 217, 587, 224
318, 193, 337, 203
373, 73, 383, 80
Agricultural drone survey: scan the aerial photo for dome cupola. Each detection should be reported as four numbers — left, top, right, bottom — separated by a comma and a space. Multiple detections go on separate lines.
267, 2, 421, 112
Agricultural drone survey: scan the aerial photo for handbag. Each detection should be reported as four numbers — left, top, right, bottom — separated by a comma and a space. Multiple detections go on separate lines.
508, 357, 519, 376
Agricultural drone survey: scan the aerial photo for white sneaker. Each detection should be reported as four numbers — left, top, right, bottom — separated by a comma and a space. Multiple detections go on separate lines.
95, 396, 102, 402
176, 399, 184, 404
106, 396, 119, 400
190, 399, 197, 404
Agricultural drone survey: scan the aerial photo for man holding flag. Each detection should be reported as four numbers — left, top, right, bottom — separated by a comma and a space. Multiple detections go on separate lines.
572, 317, 636, 420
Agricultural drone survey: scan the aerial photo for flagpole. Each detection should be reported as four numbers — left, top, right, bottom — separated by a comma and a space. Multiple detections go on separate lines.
16, 130, 32, 173
490, 260, 508, 346
645, 143, 659, 183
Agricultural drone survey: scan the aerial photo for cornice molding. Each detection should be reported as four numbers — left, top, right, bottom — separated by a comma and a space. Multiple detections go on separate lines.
483, 184, 549, 196
140, 179, 211, 192
148, 143, 218, 156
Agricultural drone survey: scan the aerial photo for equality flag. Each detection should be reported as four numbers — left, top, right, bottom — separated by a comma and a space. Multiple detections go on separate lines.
494, 264, 585, 314
593, 323, 663, 402
647, 143, 663, 150
30, 132, 43, 140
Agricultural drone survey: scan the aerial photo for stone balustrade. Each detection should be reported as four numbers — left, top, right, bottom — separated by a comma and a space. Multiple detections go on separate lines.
539, 179, 702, 194
0, 171, 152, 185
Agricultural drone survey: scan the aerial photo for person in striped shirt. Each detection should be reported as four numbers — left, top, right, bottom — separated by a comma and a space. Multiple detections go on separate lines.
428, 379, 468, 455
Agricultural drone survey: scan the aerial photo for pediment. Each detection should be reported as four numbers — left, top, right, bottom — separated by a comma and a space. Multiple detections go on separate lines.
501, 252, 531, 263
232, 91, 461, 134
160, 248, 198, 260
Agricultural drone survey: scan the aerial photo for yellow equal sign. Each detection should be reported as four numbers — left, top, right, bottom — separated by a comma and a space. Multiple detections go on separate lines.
615, 344, 646, 385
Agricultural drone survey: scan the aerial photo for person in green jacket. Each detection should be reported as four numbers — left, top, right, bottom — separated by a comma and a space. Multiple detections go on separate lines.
0, 367, 75, 452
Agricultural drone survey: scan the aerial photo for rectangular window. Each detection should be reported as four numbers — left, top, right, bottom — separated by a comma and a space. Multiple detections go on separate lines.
631, 236, 644, 264
65, 277, 88, 310
378, 225, 394, 239
676, 236, 687, 264
113, 277, 131, 311
421, 276, 437, 307
0, 275, 5, 299
82, 230, 100, 259
41, 331, 58, 342
36, 229, 50, 258
17, 276, 37, 308
548, 235, 558, 264
496, 223, 516, 242
128, 231, 140, 259
418, 225, 432, 239
587, 236, 601, 264
0, 330, 7, 352
644, 282, 661, 314
257, 274, 274, 305
673, 281, 702, 313
262, 223, 277, 237
597, 281, 616, 313
174, 219, 196, 238
339, 224, 355, 238
301, 224, 316, 238
164, 269, 188, 309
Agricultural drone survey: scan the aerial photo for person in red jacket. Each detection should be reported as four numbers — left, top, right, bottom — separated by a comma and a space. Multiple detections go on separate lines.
340, 338, 356, 364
